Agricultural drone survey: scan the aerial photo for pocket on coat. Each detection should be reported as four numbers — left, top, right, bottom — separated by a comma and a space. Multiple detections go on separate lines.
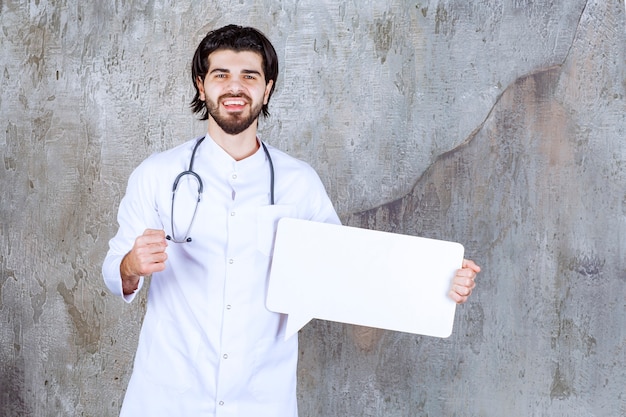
257, 205, 297, 257
142, 317, 202, 394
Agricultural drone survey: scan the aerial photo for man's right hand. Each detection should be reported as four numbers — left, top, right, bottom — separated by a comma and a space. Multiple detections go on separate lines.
120, 229, 168, 295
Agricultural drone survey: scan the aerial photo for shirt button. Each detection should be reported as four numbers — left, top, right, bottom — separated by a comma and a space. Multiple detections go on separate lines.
230, 211, 236, 216
228, 259, 234, 264
223, 354, 228, 359
231, 174, 237, 180
226, 305, 232, 310
219, 401, 224, 406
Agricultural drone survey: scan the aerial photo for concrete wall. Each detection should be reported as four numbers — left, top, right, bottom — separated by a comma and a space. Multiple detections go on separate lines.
1, 0, 624, 416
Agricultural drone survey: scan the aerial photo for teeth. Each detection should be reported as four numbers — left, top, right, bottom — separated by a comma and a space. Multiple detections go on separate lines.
224, 99, 245, 106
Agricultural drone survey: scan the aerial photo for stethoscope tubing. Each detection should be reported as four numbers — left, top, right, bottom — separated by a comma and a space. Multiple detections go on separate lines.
167, 135, 275, 242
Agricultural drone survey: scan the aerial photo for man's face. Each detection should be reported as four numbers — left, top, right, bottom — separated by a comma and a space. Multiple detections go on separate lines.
197, 49, 273, 135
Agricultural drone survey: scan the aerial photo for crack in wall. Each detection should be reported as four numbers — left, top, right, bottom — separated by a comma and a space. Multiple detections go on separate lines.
561, 0, 589, 65
348, 63, 563, 219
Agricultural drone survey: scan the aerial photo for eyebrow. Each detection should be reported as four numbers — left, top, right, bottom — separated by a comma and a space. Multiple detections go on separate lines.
209, 68, 263, 76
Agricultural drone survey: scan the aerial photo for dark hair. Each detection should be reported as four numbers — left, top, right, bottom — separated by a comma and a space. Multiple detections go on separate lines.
190, 24, 279, 119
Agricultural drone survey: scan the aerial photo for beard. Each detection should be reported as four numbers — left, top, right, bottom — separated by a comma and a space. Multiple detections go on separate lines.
205, 93, 263, 135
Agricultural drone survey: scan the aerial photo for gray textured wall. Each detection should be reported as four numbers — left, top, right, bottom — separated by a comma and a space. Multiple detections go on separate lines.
1, 1, 624, 416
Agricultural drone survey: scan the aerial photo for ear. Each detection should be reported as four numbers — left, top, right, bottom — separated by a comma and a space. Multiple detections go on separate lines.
196, 76, 206, 101
263, 79, 274, 105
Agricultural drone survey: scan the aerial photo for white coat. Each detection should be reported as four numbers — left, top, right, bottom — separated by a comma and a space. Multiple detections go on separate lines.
103, 136, 340, 416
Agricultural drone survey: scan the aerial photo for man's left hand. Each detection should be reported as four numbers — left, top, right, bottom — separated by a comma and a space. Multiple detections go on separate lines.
449, 259, 481, 304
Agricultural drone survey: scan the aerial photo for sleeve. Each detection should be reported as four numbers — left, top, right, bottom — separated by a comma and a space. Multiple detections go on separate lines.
303, 166, 341, 226
102, 158, 163, 303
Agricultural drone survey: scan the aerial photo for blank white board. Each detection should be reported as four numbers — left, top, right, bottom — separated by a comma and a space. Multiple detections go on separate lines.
267, 218, 464, 339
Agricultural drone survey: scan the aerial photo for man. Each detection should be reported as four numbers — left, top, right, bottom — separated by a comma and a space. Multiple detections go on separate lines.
103, 24, 480, 417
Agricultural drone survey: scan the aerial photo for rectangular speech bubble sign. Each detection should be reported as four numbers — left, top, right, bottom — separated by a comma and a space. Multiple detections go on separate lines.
267, 218, 464, 340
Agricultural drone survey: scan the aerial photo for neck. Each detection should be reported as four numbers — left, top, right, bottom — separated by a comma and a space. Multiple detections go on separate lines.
207, 120, 259, 161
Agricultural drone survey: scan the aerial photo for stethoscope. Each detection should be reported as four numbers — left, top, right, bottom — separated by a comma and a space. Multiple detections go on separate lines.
166, 135, 275, 243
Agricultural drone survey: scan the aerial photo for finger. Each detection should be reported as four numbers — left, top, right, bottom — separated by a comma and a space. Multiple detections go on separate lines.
456, 267, 477, 279
136, 230, 168, 250
139, 229, 167, 244
121, 243, 168, 278
134, 241, 168, 260
452, 281, 476, 295
130, 248, 168, 276
453, 274, 476, 290
448, 288, 470, 304
141, 253, 168, 274
462, 258, 481, 273
143, 229, 166, 238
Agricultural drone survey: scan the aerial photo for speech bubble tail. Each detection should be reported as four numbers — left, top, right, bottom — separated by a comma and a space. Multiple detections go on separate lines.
284, 313, 312, 341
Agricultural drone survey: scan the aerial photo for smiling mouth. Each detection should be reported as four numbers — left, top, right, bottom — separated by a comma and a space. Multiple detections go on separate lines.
220, 94, 250, 111
223, 98, 246, 106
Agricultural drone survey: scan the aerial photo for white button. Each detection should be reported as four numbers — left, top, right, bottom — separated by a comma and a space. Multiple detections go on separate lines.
226, 305, 232, 310
230, 211, 236, 216
223, 354, 228, 359
228, 259, 234, 264
219, 401, 224, 406
231, 174, 237, 179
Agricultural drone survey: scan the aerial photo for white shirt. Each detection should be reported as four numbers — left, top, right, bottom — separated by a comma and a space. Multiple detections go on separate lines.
103, 135, 340, 417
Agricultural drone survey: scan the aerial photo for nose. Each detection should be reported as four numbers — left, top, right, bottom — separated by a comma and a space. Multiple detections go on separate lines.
226, 77, 244, 94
